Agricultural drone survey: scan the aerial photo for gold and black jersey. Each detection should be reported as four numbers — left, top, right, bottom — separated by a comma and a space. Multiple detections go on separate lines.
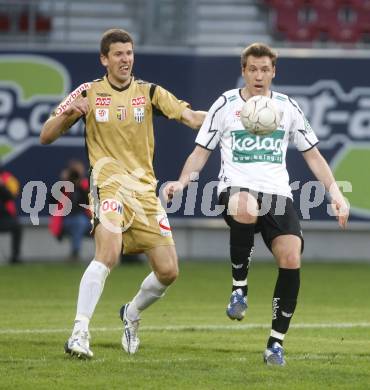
53, 75, 189, 192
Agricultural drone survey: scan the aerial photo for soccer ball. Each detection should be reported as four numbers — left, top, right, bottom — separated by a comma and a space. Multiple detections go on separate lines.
240, 95, 281, 136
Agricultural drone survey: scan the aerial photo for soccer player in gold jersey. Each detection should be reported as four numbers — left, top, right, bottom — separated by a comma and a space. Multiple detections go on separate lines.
40, 29, 206, 358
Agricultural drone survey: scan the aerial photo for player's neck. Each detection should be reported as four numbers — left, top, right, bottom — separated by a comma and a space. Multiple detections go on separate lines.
241, 87, 271, 100
107, 74, 132, 90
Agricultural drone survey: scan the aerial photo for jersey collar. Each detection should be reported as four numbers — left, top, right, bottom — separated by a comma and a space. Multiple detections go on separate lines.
105, 74, 132, 92
239, 88, 273, 101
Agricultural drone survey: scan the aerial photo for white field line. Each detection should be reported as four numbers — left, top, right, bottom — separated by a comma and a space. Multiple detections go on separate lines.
0, 322, 369, 335
0, 355, 352, 364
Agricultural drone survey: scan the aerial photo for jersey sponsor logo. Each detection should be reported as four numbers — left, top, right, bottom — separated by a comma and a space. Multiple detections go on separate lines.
235, 110, 241, 118
95, 96, 111, 106
156, 214, 172, 237
96, 92, 111, 97
116, 105, 127, 121
55, 83, 91, 116
231, 129, 284, 164
95, 108, 109, 122
134, 107, 145, 123
131, 96, 146, 106
100, 199, 123, 215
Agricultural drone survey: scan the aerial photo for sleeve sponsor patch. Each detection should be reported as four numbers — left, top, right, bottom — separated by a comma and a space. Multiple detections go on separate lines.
54, 82, 91, 116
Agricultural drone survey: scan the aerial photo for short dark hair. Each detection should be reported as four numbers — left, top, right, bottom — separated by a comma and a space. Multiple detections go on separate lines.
100, 29, 134, 56
241, 43, 277, 69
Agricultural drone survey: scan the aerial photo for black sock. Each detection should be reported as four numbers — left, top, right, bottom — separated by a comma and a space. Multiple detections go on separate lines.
267, 336, 284, 348
229, 221, 255, 296
267, 268, 300, 348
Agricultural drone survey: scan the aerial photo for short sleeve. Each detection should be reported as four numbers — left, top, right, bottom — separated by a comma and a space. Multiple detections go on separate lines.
195, 95, 226, 150
151, 84, 190, 120
289, 97, 319, 152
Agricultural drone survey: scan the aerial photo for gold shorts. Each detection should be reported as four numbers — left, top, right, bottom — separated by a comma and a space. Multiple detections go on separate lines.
89, 185, 174, 254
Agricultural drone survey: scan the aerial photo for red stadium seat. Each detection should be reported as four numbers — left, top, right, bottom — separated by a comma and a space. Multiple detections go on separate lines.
36, 15, 51, 32
334, 4, 362, 43
268, 0, 366, 43
0, 13, 10, 32
271, 2, 320, 42
267, 0, 306, 6
358, 1, 370, 35
19, 13, 28, 32
19, 12, 51, 33
310, 0, 362, 43
310, 0, 337, 34
330, 3, 361, 43
329, 22, 362, 43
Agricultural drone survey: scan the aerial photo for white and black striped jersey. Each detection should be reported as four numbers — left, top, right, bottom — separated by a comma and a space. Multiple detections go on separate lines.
195, 88, 318, 198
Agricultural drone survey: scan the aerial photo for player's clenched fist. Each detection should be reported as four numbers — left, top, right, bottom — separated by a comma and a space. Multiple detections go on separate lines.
65, 96, 89, 117
162, 181, 184, 203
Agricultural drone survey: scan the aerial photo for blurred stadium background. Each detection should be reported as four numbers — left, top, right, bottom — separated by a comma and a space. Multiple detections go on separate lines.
0, 0, 369, 263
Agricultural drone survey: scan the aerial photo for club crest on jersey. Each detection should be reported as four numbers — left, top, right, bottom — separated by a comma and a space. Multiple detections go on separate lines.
100, 199, 123, 215
116, 105, 127, 121
134, 107, 145, 123
156, 214, 172, 237
96, 108, 109, 122
131, 96, 146, 107
95, 96, 111, 106
233, 110, 242, 123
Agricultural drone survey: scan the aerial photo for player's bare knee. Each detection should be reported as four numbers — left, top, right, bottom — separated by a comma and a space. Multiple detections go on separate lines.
231, 213, 257, 224
106, 253, 121, 269
165, 266, 179, 284
157, 265, 178, 285
228, 191, 258, 224
278, 252, 301, 269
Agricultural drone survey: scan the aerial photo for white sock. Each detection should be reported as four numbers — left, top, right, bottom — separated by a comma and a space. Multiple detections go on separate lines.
127, 272, 167, 321
73, 260, 110, 333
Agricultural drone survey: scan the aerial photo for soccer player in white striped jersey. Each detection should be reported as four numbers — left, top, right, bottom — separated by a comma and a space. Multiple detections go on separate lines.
163, 43, 349, 366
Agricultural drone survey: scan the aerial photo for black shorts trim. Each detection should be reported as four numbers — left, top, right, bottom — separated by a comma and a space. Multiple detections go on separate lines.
218, 187, 304, 253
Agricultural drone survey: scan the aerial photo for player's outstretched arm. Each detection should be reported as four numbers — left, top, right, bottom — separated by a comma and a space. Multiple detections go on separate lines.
163, 145, 211, 202
303, 146, 349, 229
180, 108, 207, 129
40, 96, 89, 145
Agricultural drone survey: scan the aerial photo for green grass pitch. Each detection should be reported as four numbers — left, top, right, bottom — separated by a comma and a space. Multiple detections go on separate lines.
0, 261, 369, 389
